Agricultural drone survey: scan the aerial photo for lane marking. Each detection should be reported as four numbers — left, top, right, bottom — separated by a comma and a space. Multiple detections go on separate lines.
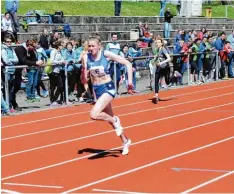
61, 136, 234, 193
181, 170, 234, 194
172, 167, 232, 173
1, 189, 21, 194
2, 84, 233, 128
2, 92, 233, 141
93, 188, 148, 193
2, 115, 234, 181
3, 182, 63, 189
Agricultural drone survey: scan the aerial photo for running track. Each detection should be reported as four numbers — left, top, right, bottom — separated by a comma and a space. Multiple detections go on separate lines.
1, 80, 234, 193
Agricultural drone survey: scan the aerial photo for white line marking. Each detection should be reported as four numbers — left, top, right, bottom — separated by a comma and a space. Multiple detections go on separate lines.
93, 188, 148, 193
1, 189, 21, 194
2, 84, 233, 128
3, 182, 63, 189
2, 92, 233, 141
2, 115, 233, 181
61, 136, 234, 193
181, 170, 234, 194
2, 100, 233, 158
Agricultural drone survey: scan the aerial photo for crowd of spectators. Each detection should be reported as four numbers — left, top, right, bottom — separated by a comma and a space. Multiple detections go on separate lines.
1, 1, 234, 116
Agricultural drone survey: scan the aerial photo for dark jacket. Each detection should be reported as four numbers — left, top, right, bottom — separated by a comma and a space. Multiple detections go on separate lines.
164, 11, 173, 23
39, 34, 49, 50
14, 44, 37, 68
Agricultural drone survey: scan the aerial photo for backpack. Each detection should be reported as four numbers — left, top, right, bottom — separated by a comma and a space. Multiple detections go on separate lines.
63, 24, 71, 37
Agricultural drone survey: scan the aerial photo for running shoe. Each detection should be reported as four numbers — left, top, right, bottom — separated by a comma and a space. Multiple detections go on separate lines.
122, 139, 132, 155
113, 116, 123, 136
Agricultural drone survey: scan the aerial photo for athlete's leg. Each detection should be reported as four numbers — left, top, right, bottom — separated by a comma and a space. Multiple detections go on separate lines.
90, 93, 115, 123
90, 93, 131, 155
103, 103, 128, 143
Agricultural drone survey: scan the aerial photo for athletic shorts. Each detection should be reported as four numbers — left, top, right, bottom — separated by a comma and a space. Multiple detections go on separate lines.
93, 81, 116, 99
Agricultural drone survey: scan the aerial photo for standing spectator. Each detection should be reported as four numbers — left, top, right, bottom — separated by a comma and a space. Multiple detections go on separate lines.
106, 33, 122, 94
227, 30, 234, 50
49, 41, 66, 107
114, 0, 122, 16
127, 39, 143, 92
5, 0, 19, 32
15, 40, 44, 102
1, 36, 18, 112
74, 40, 86, 103
36, 43, 49, 97
39, 28, 50, 57
176, 0, 181, 16
1, 90, 11, 116
164, 7, 173, 39
189, 38, 202, 84
159, 0, 166, 17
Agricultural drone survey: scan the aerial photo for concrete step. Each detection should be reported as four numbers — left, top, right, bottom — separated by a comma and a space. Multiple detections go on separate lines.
17, 29, 233, 43
18, 15, 229, 25
19, 22, 234, 33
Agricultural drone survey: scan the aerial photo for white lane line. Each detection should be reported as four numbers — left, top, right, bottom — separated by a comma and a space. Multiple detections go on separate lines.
181, 170, 234, 194
2, 102, 233, 158
3, 182, 63, 189
2, 92, 233, 141
93, 188, 148, 193
61, 136, 234, 193
2, 114, 233, 181
1, 189, 22, 194
2, 84, 233, 128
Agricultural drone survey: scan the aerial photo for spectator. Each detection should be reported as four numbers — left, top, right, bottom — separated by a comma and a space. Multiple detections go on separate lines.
164, 7, 173, 39
227, 30, 234, 50
39, 28, 50, 57
136, 22, 153, 46
5, 0, 19, 32
214, 32, 226, 51
36, 43, 49, 98
1, 90, 11, 116
1, 12, 17, 42
50, 31, 60, 48
127, 39, 143, 92
49, 40, 66, 107
159, 0, 167, 17
106, 33, 122, 94
114, 0, 122, 16
176, 0, 181, 16
189, 38, 202, 84
74, 40, 86, 103
15, 39, 44, 102
220, 41, 234, 78
1, 36, 18, 112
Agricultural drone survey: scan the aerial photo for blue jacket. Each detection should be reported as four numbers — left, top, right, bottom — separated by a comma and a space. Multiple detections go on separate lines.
5, 0, 19, 13
1, 44, 18, 74
214, 38, 224, 51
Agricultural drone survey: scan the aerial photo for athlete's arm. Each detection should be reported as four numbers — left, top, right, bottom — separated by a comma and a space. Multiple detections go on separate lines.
104, 50, 133, 87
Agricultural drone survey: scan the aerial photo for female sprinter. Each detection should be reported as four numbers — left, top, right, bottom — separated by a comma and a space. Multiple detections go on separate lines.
82, 37, 134, 155
153, 38, 171, 104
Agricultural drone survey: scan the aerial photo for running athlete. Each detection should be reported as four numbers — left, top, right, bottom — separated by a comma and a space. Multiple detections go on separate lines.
82, 37, 133, 155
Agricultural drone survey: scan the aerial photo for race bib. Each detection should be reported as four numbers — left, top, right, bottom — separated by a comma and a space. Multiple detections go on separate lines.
89, 66, 106, 77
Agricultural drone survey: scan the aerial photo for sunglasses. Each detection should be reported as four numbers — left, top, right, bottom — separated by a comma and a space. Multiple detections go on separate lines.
6, 41, 12, 43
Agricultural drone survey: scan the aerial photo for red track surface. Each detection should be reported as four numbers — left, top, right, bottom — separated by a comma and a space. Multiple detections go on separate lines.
1, 80, 234, 193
